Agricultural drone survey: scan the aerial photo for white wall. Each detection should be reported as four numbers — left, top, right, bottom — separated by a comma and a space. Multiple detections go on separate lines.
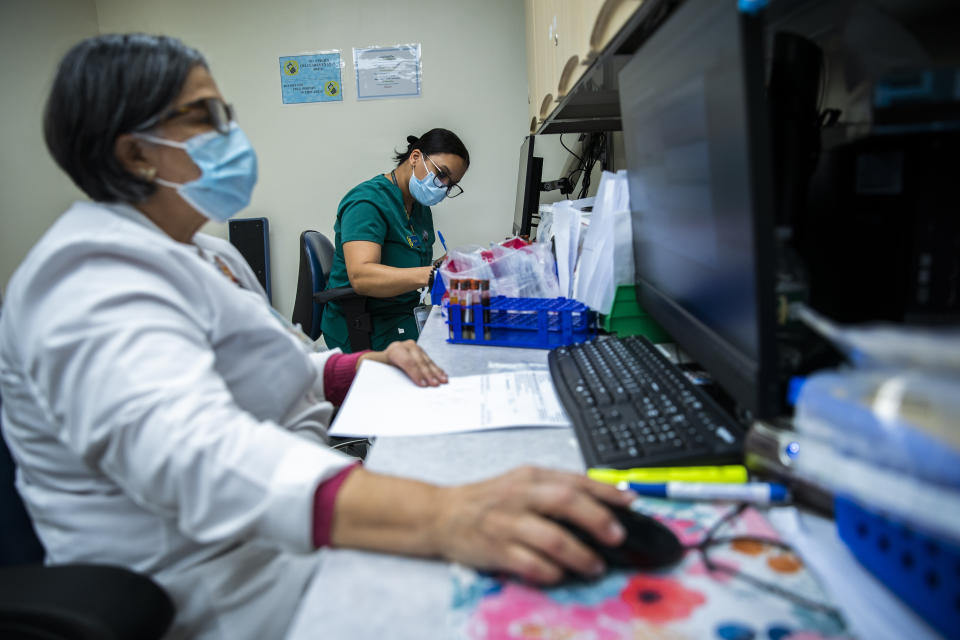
0, 0, 98, 298
93, 0, 531, 316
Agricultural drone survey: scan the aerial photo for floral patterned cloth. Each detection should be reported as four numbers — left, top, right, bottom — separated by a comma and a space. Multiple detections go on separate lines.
450, 497, 851, 640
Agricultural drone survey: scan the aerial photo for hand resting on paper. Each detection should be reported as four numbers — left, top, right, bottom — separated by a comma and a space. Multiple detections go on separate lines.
356, 339, 448, 387
331, 466, 638, 584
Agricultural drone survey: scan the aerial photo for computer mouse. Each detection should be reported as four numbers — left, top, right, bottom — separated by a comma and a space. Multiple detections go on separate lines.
555, 506, 685, 576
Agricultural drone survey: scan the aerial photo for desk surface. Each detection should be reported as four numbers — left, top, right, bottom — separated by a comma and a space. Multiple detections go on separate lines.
285, 309, 938, 640
286, 308, 584, 640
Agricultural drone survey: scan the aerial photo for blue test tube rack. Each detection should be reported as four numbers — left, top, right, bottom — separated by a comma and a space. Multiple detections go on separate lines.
445, 295, 596, 349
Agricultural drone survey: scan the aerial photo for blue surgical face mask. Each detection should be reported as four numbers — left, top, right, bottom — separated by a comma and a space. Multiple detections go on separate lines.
135, 122, 258, 222
409, 155, 447, 207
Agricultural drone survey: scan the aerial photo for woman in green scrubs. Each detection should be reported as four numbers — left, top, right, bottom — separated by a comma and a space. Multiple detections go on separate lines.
321, 128, 469, 352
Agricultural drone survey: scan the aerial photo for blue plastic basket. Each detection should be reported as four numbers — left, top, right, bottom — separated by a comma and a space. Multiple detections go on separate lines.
444, 296, 597, 349
834, 495, 960, 638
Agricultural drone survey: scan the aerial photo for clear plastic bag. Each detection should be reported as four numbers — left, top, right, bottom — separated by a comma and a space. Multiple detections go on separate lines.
439, 240, 560, 299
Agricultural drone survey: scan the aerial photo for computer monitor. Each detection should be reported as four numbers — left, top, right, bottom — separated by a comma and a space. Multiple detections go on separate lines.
619, 0, 781, 419
513, 135, 544, 237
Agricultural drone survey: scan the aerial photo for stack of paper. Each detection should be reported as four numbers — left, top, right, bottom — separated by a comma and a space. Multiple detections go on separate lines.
329, 361, 571, 438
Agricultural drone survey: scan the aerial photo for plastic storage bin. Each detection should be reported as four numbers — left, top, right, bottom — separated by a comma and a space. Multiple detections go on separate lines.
600, 285, 671, 343
834, 495, 959, 638
445, 296, 596, 349
793, 369, 960, 488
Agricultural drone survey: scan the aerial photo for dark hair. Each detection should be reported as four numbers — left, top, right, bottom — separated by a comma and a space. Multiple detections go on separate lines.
43, 34, 207, 203
393, 128, 470, 168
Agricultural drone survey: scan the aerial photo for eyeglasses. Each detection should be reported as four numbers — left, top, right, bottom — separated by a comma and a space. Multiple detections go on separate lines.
688, 503, 845, 621
424, 154, 464, 198
132, 97, 236, 135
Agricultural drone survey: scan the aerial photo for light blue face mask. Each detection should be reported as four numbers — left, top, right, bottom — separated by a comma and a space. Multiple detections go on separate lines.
135, 122, 258, 222
409, 155, 448, 207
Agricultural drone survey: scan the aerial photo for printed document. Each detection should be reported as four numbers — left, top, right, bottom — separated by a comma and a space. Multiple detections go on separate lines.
329, 361, 571, 437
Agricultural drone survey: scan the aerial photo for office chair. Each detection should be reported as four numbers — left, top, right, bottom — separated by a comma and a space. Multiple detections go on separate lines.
289, 232, 373, 459
291, 230, 372, 351
0, 389, 176, 639
0, 406, 44, 567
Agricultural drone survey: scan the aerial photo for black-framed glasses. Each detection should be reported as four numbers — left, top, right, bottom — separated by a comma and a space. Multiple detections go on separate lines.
424, 154, 464, 198
133, 97, 236, 135
687, 503, 845, 621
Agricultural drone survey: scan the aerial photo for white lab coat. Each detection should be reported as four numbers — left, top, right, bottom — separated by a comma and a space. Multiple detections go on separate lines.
0, 201, 355, 639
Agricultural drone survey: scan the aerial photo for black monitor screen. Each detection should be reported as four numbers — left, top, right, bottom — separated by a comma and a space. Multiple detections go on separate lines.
513, 135, 542, 237
620, 0, 778, 417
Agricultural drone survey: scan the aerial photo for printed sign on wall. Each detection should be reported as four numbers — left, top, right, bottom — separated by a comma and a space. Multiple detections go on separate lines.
279, 52, 343, 104
353, 44, 421, 100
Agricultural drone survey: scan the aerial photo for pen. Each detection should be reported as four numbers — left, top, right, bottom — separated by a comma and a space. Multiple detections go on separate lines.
437, 230, 448, 253
616, 481, 790, 505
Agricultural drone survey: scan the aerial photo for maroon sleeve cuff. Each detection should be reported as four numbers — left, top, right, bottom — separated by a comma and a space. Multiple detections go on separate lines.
322, 350, 370, 406
312, 462, 362, 548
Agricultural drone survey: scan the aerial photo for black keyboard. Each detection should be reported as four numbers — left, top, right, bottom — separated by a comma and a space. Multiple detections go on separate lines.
548, 335, 744, 469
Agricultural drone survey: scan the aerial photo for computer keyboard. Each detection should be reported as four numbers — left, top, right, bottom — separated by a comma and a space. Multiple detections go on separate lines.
548, 335, 744, 469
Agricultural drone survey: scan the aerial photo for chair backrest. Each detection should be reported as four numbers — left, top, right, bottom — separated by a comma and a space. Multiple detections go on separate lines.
291, 230, 336, 340
0, 388, 46, 566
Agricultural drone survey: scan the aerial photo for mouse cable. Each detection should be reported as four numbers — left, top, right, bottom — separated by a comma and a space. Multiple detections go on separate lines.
683, 503, 844, 620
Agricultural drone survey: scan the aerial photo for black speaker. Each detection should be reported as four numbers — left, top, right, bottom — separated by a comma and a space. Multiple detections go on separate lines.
228, 217, 272, 303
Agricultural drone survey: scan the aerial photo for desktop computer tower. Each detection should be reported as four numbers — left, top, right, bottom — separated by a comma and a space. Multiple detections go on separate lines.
765, 4, 960, 327
228, 217, 273, 303
795, 129, 960, 325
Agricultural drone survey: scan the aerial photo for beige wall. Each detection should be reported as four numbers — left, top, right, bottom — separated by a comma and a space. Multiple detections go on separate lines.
0, 1, 602, 316
0, 0, 98, 299
92, 0, 531, 316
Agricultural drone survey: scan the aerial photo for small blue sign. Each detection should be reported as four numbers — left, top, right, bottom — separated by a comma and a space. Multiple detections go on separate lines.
279, 53, 343, 104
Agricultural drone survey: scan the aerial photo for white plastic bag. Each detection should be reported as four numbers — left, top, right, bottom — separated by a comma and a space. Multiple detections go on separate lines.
537, 197, 594, 248
537, 197, 594, 299
573, 171, 634, 314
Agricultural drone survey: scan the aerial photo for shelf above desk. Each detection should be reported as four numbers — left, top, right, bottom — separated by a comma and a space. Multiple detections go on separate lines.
536, 0, 683, 134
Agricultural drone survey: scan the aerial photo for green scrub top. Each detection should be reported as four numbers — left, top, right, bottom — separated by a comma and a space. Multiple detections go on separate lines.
321, 174, 435, 352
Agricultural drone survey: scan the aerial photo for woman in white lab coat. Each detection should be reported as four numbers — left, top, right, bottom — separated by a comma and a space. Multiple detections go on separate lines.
0, 34, 634, 639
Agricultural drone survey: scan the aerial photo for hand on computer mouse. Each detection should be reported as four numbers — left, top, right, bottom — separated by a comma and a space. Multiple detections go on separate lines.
431, 466, 637, 584
552, 506, 685, 577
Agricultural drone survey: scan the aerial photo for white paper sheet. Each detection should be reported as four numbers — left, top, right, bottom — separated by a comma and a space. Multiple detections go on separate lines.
329, 361, 571, 437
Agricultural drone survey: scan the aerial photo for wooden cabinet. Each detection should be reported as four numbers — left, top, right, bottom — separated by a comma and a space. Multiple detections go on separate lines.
556, 0, 601, 99
524, 0, 557, 132
586, 0, 643, 62
524, 0, 643, 132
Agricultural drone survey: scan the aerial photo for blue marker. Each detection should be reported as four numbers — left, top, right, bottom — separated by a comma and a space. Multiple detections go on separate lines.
437, 230, 448, 253
617, 481, 789, 505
